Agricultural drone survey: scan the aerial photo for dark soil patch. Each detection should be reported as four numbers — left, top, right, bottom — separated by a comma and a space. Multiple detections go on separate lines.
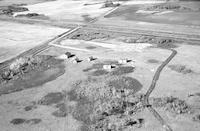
26, 119, 41, 125
38, 92, 65, 106
10, 118, 41, 125
82, 14, 94, 22
52, 103, 67, 117
147, 59, 160, 64
107, 76, 142, 92
168, 64, 193, 74
10, 118, 26, 125
151, 96, 191, 114
85, 46, 96, 49
68, 76, 144, 131
24, 105, 37, 111
67, 89, 79, 101
0, 55, 65, 95
90, 69, 109, 76
110, 66, 135, 75
38, 91, 68, 118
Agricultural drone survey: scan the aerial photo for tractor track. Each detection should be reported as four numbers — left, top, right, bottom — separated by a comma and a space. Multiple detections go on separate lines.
143, 49, 177, 131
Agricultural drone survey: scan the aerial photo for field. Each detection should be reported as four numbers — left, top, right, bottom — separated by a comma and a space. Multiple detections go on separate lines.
12, 0, 118, 22
0, 0, 55, 6
105, 1, 200, 26
0, 21, 68, 62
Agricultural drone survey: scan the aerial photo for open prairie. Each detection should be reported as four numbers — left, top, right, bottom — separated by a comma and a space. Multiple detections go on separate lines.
0, 0, 200, 131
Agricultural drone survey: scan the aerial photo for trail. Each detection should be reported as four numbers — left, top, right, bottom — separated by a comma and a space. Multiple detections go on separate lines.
143, 49, 177, 131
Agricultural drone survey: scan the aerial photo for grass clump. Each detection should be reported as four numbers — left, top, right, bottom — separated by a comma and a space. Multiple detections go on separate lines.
168, 64, 193, 74
151, 96, 191, 114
